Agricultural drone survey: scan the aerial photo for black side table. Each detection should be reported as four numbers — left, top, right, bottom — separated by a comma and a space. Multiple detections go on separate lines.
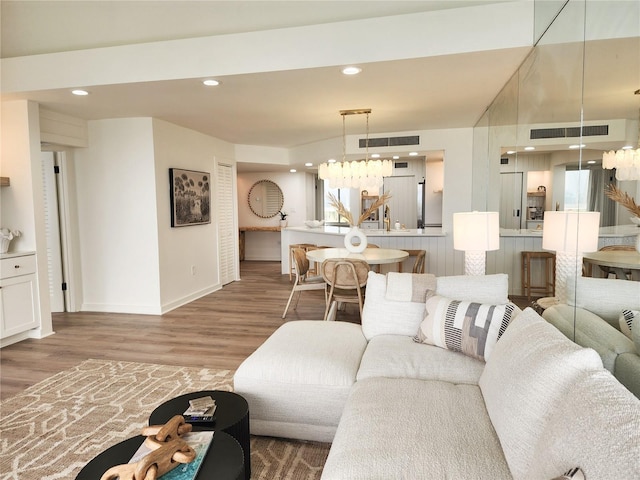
149, 390, 251, 480
75, 431, 244, 480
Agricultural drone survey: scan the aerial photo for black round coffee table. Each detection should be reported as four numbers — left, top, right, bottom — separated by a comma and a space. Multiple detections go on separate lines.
75, 431, 244, 480
148, 390, 250, 480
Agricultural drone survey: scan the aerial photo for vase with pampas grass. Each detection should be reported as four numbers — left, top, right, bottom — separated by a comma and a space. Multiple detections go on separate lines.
327, 192, 391, 253
605, 184, 640, 252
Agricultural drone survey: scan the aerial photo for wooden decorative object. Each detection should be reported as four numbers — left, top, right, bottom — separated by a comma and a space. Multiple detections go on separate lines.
100, 415, 196, 480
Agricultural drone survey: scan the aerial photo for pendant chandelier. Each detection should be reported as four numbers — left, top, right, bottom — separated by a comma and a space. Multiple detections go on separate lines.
318, 109, 393, 191
602, 102, 640, 181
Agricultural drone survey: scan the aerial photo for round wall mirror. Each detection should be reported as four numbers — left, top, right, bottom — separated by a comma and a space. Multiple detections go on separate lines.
248, 179, 284, 218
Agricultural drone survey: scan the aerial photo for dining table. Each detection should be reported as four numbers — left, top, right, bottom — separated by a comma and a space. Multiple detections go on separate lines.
583, 249, 640, 281
306, 247, 409, 268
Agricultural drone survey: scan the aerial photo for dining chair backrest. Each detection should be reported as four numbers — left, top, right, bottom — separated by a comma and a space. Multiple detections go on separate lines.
321, 259, 369, 290
410, 249, 426, 274
292, 247, 311, 279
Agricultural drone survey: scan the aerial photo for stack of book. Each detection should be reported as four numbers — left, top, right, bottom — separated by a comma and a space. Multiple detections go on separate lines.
182, 396, 217, 423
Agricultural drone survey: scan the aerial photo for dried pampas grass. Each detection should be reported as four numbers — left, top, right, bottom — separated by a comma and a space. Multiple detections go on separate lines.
327, 192, 392, 227
605, 184, 640, 218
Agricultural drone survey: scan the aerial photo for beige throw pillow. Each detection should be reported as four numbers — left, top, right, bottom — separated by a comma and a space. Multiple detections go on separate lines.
619, 309, 639, 339
414, 290, 516, 362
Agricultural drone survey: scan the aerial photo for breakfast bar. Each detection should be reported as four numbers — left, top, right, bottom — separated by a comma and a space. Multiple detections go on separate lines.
281, 224, 640, 297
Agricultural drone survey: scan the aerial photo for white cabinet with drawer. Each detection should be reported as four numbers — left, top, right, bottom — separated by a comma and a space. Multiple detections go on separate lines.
1, 252, 40, 340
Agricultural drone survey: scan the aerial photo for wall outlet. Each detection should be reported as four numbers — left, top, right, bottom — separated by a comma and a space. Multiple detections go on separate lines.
191, 265, 196, 275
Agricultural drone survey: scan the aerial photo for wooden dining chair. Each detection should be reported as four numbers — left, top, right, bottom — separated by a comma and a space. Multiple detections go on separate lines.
397, 249, 426, 273
321, 259, 370, 321
282, 248, 327, 319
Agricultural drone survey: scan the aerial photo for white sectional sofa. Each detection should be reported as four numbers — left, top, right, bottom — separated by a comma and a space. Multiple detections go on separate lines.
234, 272, 640, 479
542, 275, 640, 397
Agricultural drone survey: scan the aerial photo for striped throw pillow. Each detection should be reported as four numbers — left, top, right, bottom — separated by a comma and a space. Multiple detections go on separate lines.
619, 309, 639, 339
414, 290, 516, 361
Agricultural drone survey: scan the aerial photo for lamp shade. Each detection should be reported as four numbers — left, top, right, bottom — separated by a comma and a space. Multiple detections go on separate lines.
542, 211, 600, 253
453, 211, 500, 252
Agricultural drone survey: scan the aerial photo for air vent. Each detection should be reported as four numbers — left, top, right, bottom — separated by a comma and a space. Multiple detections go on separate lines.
359, 135, 420, 148
500, 158, 509, 165
530, 125, 609, 139
394, 162, 408, 169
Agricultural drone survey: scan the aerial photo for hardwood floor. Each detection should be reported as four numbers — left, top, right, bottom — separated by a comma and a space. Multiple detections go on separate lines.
0, 261, 530, 401
0, 261, 358, 400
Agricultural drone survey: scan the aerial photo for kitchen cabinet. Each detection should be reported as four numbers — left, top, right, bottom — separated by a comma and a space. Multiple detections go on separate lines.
1, 252, 40, 340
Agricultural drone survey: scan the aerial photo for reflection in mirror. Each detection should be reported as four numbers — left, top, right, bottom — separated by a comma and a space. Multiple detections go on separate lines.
248, 179, 284, 218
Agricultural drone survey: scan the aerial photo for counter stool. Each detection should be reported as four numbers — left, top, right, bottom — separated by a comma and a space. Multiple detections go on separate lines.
289, 243, 316, 281
521, 251, 556, 301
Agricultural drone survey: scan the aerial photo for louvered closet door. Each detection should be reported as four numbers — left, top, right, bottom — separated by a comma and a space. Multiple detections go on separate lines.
217, 163, 236, 285
41, 152, 65, 312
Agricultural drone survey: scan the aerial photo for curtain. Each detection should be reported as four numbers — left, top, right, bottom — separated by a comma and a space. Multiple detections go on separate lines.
588, 168, 616, 226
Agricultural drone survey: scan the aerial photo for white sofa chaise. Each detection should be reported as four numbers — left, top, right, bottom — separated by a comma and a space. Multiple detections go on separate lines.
234, 273, 640, 479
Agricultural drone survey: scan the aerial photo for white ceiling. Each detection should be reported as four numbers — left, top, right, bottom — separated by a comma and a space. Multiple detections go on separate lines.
1, 1, 638, 173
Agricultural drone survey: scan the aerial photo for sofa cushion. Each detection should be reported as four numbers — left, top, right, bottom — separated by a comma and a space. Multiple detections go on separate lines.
529, 369, 640, 479
414, 291, 516, 361
357, 334, 485, 384
435, 273, 509, 304
233, 320, 367, 442
320, 377, 512, 480
615, 352, 640, 398
361, 272, 509, 341
361, 271, 434, 340
479, 307, 603, 480
567, 275, 640, 328
543, 304, 636, 372
619, 309, 639, 338
634, 314, 640, 353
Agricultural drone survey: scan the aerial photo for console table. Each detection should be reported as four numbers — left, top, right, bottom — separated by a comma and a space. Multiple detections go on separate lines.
239, 226, 281, 261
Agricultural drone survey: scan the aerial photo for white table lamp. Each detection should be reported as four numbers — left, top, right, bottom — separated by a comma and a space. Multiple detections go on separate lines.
453, 212, 500, 275
542, 211, 600, 304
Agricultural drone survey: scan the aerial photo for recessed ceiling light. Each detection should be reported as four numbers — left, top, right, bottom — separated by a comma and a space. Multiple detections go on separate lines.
569, 144, 586, 149
342, 66, 362, 75
393, 155, 400, 160
409, 152, 418, 156
371, 153, 380, 158
203, 79, 220, 86
621, 145, 634, 150
506, 150, 516, 155
71, 89, 89, 96
305, 162, 313, 167
587, 160, 596, 164
524, 146, 535, 151
290, 169, 297, 173
328, 158, 336, 163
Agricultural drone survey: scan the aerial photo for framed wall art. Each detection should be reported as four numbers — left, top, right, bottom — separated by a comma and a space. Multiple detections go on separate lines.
169, 168, 211, 227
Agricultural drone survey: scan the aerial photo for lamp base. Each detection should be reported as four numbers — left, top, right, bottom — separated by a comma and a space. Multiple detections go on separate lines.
555, 251, 583, 304
464, 251, 486, 276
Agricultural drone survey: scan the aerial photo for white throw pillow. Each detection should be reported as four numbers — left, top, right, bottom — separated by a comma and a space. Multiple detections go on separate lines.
414, 290, 516, 362
361, 272, 435, 340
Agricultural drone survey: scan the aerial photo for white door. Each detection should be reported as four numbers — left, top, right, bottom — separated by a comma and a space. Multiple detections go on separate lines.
41, 152, 65, 312
217, 163, 237, 285
500, 172, 523, 229
383, 176, 417, 229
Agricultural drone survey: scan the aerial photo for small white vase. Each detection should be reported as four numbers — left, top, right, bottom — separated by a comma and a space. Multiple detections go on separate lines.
344, 226, 368, 253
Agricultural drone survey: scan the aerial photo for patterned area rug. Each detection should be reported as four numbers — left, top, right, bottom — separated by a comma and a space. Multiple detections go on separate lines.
0, 359, 330, 480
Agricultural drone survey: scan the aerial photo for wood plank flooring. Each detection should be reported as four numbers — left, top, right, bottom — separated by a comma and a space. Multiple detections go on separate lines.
0, 261, 355, 400
0, 261, 529, 401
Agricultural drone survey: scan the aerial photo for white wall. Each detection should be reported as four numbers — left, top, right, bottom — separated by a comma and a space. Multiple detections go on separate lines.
152, 118, 235, 312
74, 118, 162, 314
237, 170, 309, 261
0, 100, 53, 338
